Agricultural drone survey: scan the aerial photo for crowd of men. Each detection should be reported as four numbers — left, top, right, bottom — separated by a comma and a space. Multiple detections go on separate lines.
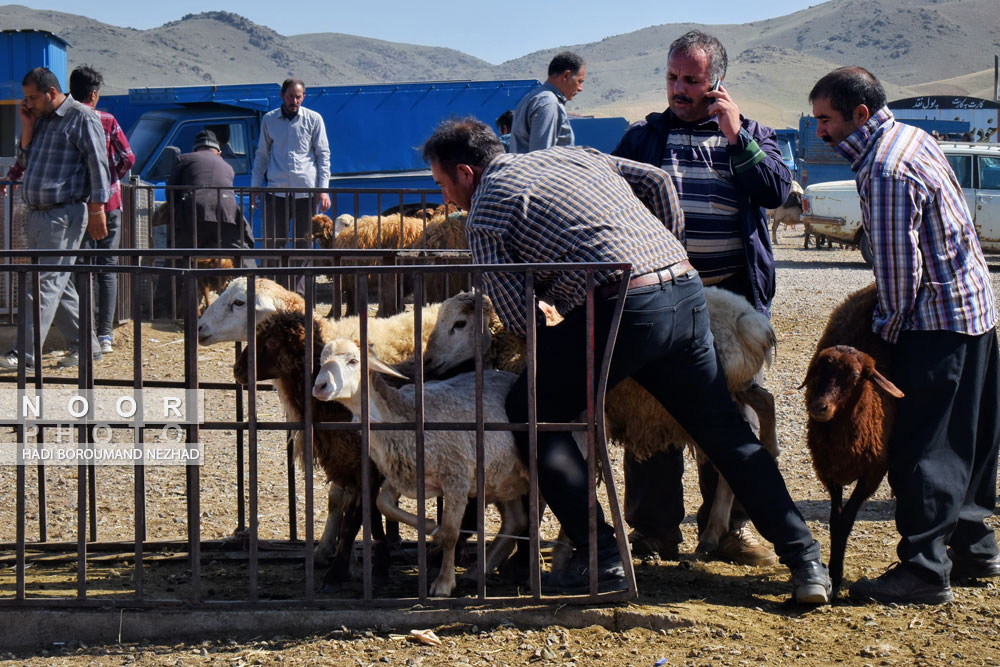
2, 29, 997, 607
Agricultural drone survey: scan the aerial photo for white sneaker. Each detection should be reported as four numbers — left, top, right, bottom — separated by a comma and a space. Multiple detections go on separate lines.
98, 335, 113, 354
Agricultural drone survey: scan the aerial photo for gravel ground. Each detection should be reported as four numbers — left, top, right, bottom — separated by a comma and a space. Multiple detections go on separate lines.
1, 231, 999, 665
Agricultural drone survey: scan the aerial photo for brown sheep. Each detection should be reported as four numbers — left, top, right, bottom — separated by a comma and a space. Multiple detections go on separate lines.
194, 257, 235, 316
799, 283, 903, 597
313, 213, 427, 317
233, 310, 391, 591
404, 211, 471, 304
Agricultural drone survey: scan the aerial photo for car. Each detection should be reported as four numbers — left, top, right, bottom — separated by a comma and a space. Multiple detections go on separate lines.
800, 142, 1000, 264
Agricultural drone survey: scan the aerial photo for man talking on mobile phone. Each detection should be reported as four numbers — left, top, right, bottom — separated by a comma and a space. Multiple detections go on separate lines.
612, 30, 790, 568
0, 67, 110, 373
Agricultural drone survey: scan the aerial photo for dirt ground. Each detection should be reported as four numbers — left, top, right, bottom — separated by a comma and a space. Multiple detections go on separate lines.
1, 232, 999, 665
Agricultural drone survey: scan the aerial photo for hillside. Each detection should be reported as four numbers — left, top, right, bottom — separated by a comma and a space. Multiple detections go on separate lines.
1, 1, 998, 128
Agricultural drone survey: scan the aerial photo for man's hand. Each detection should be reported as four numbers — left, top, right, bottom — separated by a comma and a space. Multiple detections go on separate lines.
706, 84, 741, 144
317, 192, 331, 213
17, 100, 34, 127
251, 192, 262, 209
87, 206, 108, 241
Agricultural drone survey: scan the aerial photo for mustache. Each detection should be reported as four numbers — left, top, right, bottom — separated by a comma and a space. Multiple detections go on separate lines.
672, 95, 693, 104
820, 135, 833, 144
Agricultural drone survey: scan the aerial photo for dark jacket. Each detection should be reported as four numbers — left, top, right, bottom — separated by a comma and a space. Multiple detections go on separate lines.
612, 110, 789, 314
167, 149, 240, 246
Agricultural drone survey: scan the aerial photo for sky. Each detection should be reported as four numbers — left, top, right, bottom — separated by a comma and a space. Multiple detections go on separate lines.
19, 0, 829, 64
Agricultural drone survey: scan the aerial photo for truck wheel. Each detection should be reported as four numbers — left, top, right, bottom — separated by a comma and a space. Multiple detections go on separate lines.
859, 230, 874, 265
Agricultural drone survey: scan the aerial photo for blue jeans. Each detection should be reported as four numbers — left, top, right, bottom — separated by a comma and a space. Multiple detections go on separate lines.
504, 272, 820, 566
76, 207, 121, 338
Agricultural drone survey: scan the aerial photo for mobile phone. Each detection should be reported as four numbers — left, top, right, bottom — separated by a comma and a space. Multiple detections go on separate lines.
710, 78, 721, 92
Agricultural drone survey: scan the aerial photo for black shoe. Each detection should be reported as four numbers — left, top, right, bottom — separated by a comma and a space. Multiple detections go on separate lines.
56, 346, 104, 368
541, 547, 628, 595
629, 530, 680, 560
850, 563, 953, 605
948, 548, 1000, 580
789, 559, 832, 605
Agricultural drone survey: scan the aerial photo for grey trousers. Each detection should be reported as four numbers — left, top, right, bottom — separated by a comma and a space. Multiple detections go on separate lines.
17, 203, 99, 363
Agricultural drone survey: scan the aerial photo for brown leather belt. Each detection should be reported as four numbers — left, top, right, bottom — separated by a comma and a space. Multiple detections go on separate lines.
599, 259, 697, 298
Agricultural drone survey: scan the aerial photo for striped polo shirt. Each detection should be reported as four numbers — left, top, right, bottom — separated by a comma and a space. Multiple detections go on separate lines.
659, 112, 743, 284
834, 107, 997, 342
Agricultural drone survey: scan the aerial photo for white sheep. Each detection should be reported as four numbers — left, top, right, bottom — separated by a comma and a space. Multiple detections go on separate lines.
312, 338, 529, 597
197, 277, 304, 345
423, 288, 779, 558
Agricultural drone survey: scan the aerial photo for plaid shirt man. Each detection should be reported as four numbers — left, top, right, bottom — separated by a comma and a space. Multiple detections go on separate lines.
832, 107, 997, 342
6, 108, 131, 212
16, 95, 110, 208
466, 146, 688, 337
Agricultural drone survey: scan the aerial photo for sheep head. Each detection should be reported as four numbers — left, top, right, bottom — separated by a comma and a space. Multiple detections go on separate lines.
798, 345, 903, 422
423, 291, 494, 376
312, 339, 408, 405
198, 277, 290, 345
310, 214, 337, 248
233, 311, 320, 385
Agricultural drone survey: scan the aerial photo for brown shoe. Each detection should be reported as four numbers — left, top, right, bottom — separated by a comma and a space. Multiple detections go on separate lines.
628, 530, 680, 560
710, 524, 777, 567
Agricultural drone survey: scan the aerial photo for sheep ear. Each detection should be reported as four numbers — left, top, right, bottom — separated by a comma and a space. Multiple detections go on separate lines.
796, 362, 817, 390
255, 294, 279, 319
369, 355, 409, 380
868, 370, 904, 398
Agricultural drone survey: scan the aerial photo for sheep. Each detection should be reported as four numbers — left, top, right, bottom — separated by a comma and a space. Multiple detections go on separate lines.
403, 211, 472, 305
422, 288, 779, 558
311, 338, 528, 597
197, 277, 304, 346
798, 283, 902, 597
193, 257, 235, 316
769, 186, 804, 245
229, 298, 445, 574
314, 213, 428, 317
233, 311, 393, 589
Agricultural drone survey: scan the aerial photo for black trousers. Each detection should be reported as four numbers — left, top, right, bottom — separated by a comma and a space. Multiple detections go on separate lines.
504, 273, 820, 566
262, 194, 314, 249
622, 271, 756, 543
888, 327, 1000, 585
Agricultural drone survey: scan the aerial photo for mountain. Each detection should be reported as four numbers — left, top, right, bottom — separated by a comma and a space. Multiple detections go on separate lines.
2, 1, 998, 128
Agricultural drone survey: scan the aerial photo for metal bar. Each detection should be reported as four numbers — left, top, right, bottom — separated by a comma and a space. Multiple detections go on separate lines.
184, 271, 202, 603
525, 271, 540, 599
302, 275, 315, 600
235, 342, 247, 534
132, 274, 145, 599
359, 273, 373, 602
413, 274, 426, 601
15, 274, 27, 600
585, 271, 598, 599
474, 273, 486, 601
246, 277, 259, 601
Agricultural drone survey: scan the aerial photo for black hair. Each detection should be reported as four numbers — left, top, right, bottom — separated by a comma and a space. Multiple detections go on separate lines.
69, 65, 103, 103
422, 117, 504, 178
281, 78, 305, 96
669, 30, 727, 84
547, 52, 585, 78
496, 110, 514, 133
809, 67, 886, 120
22, 67, 61, 94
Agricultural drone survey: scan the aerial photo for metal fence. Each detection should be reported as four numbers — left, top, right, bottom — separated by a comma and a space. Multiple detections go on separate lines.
0, 252, 636, 609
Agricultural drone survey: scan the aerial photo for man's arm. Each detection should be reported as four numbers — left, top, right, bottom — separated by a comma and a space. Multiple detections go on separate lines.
865, 173, 924, 343
251, 115, 272, 189
527, 94, 563, 152
609, 154, 684, 242
467, 220, 529, 338
312, 114, 331, 211
108, 117, 136, 180
727, 121, 791, 210
77, 111, 112, 240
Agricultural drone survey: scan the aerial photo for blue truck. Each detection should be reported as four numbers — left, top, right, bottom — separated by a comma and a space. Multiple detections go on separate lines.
98, 81, 629, 237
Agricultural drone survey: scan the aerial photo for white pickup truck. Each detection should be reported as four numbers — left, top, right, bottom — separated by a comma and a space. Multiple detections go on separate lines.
800, 142, 1000, 264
